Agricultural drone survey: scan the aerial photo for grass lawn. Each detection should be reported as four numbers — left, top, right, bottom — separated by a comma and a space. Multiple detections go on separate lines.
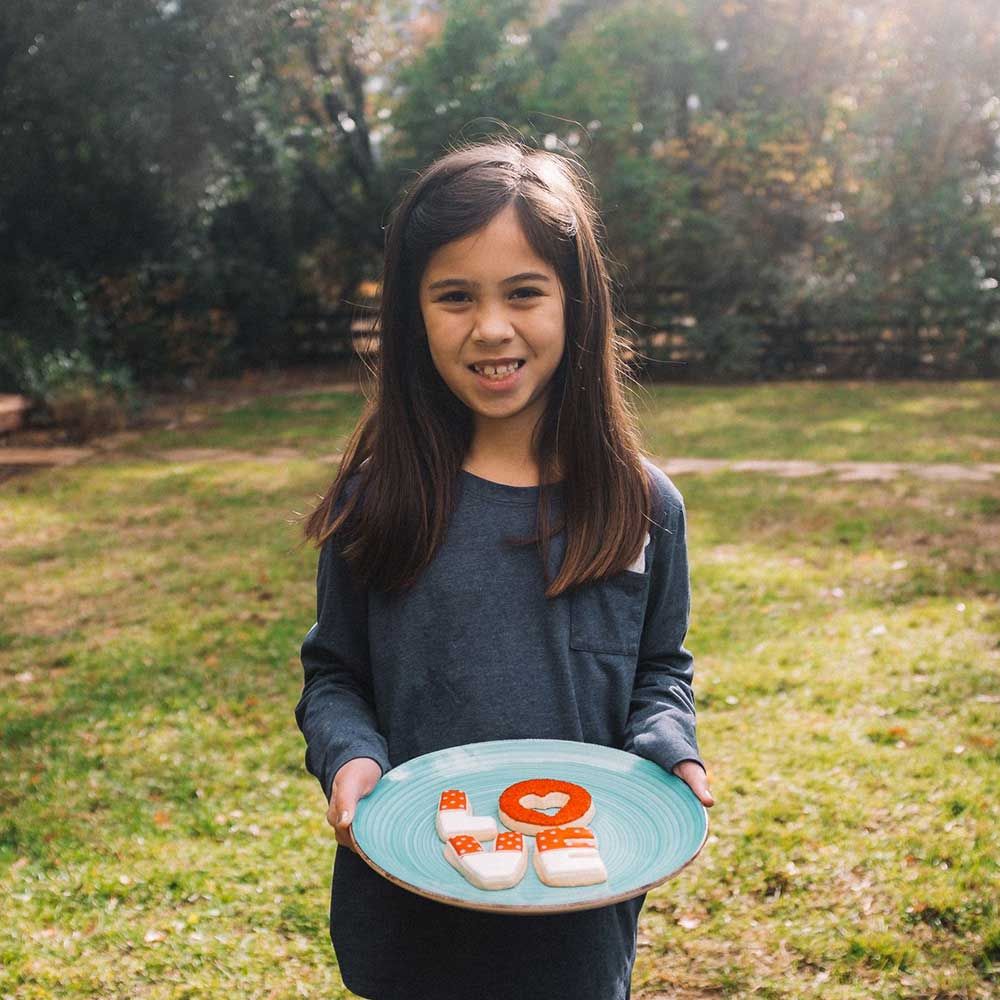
1, 378, 997, 999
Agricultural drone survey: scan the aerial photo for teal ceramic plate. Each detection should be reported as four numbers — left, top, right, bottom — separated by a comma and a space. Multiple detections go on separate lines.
352, 739, 708, 914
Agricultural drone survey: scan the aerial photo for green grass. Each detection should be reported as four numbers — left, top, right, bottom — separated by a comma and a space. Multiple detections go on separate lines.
119, 378, 1000, 464
125, 391, 366, 458
634, 379, 1000, 463
1, 379, 998, 999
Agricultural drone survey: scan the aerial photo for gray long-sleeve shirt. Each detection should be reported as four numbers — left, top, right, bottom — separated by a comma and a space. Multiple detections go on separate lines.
296, 459, 702, 999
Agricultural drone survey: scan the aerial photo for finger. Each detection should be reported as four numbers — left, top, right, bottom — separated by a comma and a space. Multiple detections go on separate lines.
693, 775, 715, 807
333, 794, 360, 853
325, 783, 339, 829
332, 794, 355, 833
327, 760, 382, 847
326, 783, 356, 833
332, 778, 364, 836
334, 825, 358, 853
329, 792, 358, 852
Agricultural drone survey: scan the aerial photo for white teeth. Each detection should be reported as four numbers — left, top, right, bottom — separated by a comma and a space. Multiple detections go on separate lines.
474, 362, 520, 378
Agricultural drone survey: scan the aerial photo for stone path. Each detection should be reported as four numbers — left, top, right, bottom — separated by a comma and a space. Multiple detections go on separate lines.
655, 457, 1000, 482
0, 445, 997, 482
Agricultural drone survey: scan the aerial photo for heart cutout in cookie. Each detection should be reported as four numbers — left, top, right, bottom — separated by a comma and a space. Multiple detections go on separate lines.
498, 778, 595, 834
518, 792, 570, 816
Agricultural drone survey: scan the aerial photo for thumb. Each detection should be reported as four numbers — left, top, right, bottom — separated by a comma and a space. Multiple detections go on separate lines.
672, 760, 716, 808
696, 779, 715, 808
327, 758, 382, 844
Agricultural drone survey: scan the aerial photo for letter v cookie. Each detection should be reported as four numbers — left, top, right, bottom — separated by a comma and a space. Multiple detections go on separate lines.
444, 832, 528, 890
435, 789, 498, 842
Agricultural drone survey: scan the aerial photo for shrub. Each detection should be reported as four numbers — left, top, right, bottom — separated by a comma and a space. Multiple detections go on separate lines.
685, 313, 764, 379
12, 343, 140, 442
90, 266, 238, 388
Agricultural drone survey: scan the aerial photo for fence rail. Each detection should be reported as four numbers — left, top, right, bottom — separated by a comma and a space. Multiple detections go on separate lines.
285, 307, 999, 379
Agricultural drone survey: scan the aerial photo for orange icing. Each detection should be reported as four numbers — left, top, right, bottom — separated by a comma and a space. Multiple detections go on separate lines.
448, 835, 483, 857
535, 826, 597, 853
494, 831, 524, 852
498, 778, 592, 827
439, 789, 468, 812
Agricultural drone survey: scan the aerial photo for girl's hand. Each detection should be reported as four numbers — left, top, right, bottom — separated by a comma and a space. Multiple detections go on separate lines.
327, 757, 383, 851
672, 760, 715, 808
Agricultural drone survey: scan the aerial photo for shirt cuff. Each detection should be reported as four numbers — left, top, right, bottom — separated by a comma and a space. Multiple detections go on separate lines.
630, 731, 704, 776
322, 746, 391, 802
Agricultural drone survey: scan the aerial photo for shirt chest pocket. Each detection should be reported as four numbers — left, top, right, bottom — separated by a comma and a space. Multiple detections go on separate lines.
569, 568, 650, 656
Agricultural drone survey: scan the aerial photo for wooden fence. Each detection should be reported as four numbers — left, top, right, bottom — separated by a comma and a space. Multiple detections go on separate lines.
286, 303, 998, 380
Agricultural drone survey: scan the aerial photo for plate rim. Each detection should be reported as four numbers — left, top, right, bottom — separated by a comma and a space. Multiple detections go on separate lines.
352, 738, 709, 915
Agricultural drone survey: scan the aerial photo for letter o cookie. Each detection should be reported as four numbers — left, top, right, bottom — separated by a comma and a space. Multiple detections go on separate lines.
498, 778, 595, 835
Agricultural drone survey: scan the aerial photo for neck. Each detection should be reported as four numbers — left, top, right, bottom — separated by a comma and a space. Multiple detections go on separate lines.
463, 414, 548, 487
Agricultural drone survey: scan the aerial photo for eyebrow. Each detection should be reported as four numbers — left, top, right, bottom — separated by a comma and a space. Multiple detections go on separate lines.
426, 272, 552, 291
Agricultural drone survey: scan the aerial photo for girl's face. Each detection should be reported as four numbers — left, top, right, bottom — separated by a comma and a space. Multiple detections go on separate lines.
418, 204, 566, 443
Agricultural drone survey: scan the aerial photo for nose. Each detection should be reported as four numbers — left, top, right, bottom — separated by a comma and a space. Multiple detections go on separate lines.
472, 301, 514, 344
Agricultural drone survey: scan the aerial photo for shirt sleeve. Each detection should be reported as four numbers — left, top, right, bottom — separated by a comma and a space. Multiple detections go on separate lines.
623, 482, 704, 774
295, 534, 390, 802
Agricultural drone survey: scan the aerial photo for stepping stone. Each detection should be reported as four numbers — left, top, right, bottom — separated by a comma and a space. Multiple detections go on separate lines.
910, 463, 996, 482
658, 458, 730, 475
831, 462, 902, 481
730, 460, 826, 477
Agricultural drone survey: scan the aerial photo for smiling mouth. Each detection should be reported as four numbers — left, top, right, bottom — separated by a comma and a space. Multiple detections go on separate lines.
468, 360, 525, 378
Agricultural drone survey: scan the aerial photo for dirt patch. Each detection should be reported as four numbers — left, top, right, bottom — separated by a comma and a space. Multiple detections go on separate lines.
0, 447, 94, 467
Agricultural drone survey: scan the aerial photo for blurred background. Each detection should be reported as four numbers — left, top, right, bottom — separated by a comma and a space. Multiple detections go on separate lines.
1, 0, 999, 441
2, 5, 998, 998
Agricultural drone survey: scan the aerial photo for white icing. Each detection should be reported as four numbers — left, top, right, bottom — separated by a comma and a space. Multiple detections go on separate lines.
445, 840, 528, 890
533, 845, 608, 887
435, 795, 498, 842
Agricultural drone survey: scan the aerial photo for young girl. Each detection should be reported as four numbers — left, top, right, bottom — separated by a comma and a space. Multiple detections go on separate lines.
295, 140, 713, 1000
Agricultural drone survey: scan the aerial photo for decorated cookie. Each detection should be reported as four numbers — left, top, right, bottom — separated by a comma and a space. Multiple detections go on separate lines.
435, 789, 498, 842
532, 826, 608, 887
498, 778, 595, 835
444, 832, 529, 891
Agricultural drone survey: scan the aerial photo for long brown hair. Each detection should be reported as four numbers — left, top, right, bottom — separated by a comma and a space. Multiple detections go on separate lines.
302, 139, 651, 598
